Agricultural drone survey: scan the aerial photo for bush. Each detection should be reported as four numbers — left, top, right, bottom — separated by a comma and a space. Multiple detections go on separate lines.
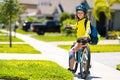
25, 16, 37, 22
61, 19, 76, 34
0, 60, 74, 80
116, 64, 120, 71
59, 12, 71, 22
107, 31, 120, 39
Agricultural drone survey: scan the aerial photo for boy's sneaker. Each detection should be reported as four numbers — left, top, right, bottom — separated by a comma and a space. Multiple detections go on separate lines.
78, 71, 90, 76
67, 68, 75, 73
78, 72, 82, 75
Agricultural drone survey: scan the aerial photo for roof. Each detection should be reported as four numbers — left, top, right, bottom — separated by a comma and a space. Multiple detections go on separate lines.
19, 0, 120, 18
20, 0, 82, 15
55, 0, 82, 14
110, 3, 120, 10
19, 0, 38, 5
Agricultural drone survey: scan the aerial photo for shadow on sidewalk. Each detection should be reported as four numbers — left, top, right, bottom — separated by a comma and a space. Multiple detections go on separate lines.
74, 74, 101, 80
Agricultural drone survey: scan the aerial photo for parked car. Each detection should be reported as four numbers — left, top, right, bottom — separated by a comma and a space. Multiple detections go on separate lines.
31, 20, 62, 35
30, 22, 42, 32
22, 22, 39, 31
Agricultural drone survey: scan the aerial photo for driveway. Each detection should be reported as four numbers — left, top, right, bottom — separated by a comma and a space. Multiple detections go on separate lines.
0, 30, 120, 80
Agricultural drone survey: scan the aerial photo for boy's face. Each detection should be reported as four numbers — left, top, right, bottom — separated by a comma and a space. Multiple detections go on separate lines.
76, 10, 85, 20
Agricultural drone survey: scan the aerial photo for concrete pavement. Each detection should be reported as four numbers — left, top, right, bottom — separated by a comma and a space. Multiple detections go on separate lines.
0, 30, 120, 80
92, 52, 120, 69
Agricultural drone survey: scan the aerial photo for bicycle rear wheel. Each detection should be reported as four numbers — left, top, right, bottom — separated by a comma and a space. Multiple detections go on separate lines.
80, 46, 91, 79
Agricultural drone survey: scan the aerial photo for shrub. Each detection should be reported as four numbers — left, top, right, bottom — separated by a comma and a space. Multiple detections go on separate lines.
61, 19, 76, 34
107, 31, 120, 39
59, 12, 71, 22
116, 64, 120, 71
0, 60, 74, 80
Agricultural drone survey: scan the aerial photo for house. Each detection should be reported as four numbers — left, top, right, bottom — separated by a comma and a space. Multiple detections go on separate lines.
19, 0, 38, 19
19, 0, 82, 19
19, 0, 120, 36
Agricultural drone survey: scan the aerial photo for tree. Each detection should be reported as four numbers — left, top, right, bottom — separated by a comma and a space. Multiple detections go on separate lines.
59, 12, 71, 22
93, 0, 111, 21
1, 0, 20, 47
93, 0, 120, 21
93, 0, 120, 38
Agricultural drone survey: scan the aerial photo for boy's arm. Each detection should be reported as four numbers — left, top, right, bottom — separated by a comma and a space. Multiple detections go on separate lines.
71, 23, 77, 29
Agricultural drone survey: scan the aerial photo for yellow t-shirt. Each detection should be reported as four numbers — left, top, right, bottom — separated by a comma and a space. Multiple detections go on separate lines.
73, 18, 91, 38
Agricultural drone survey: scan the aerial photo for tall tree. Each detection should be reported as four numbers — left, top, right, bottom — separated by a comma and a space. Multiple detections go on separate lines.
93, 0, 120, 38
1, 0, 19, 47
93, 0, 111, 21
93, 0, 120, 20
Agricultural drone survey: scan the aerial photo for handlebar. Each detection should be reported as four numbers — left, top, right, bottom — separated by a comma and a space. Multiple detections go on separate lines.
77, 37, 90, 45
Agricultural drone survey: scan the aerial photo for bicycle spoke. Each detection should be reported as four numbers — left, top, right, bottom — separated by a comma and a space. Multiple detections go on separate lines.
82, 49, 88, 63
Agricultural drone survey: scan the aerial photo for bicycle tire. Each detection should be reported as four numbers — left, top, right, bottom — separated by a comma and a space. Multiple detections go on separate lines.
80, 46, 91, 79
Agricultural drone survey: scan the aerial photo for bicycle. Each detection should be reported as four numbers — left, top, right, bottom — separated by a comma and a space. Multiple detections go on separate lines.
69, 39, 91, 79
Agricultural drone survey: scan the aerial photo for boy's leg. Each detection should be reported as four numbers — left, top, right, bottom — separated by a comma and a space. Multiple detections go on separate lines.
68, 43, 81, 70
69, 57, 75, 69
69, 48, 75, 70
68, 40, 84, 71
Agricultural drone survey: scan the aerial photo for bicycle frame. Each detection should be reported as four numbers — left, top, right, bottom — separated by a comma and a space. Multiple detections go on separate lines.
77, 45, 89, 63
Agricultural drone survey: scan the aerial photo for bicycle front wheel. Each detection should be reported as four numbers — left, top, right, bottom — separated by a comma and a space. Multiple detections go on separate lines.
80, 46, 91, 79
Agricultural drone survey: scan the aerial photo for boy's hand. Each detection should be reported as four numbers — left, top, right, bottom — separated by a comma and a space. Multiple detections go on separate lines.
83, 36, 88, 40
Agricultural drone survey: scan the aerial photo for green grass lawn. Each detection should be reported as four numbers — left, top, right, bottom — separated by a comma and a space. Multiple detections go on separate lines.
58, 44, 120, 52
32, 33, 105, 42
0, 29, 40, 54
16, 27, 36, 34
33, 35, 76, 42
0, 44, 40, 54
0, 30, 23, 42
0, 60, 73, 80
116, 64, 120, 71
0, 35, 24, 42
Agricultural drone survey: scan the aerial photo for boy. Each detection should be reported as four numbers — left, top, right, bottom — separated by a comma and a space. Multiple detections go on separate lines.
68, 3, 91, 74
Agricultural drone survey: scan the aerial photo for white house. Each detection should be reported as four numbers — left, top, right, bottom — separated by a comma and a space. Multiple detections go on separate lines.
19, 0, 120, 36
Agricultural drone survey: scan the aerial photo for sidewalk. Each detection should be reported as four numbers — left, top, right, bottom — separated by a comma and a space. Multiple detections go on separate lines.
0, 30, 120, 80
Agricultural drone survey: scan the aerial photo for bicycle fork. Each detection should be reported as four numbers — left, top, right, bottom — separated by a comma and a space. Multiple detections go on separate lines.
78, 49, 88, 70
77, 49, 82, 63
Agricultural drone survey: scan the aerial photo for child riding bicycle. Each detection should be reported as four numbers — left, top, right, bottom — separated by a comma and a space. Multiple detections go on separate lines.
67, 3, 91, 74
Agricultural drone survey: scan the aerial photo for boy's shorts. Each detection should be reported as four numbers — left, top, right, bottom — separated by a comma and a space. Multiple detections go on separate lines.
77, 37, 88, 45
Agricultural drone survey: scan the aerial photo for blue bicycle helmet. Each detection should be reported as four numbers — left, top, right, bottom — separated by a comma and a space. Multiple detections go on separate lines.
76, 4, 87, 14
